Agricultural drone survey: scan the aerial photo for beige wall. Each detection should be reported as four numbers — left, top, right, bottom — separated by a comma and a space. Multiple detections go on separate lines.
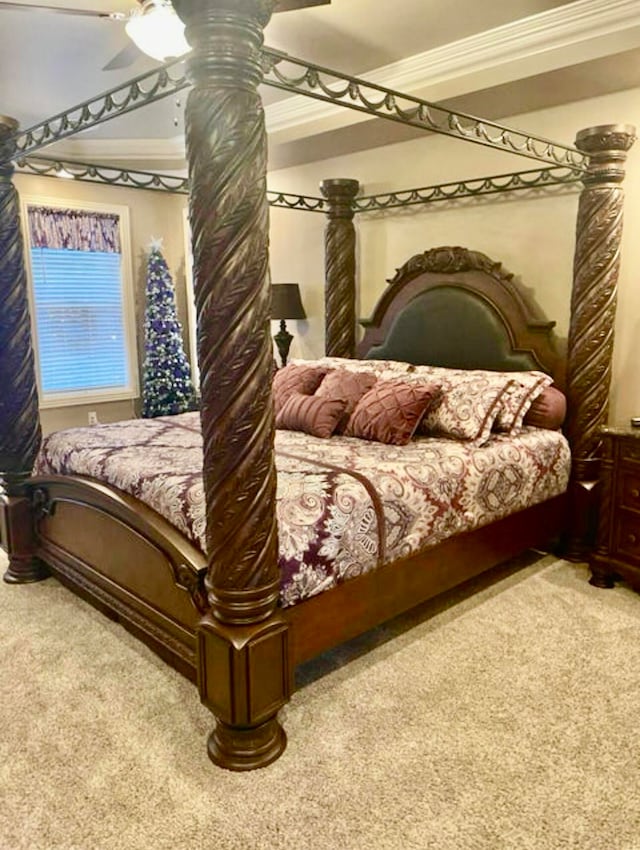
14, 173, 189, 434
268, 86, 640, 427
15, 85, 640, 436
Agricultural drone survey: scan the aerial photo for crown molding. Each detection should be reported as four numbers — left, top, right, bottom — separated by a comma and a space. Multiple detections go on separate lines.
265, 0, 640, 142
40, 135, 186, 164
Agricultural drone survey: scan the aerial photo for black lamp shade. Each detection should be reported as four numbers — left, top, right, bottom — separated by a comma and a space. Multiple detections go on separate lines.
271, 283, 306, 320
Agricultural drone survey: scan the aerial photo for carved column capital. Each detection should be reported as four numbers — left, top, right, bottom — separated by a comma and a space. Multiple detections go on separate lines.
321, 178, 359, 218
321, 178, 359, 358
174, 0, 274, 88
575, 123, 637, 185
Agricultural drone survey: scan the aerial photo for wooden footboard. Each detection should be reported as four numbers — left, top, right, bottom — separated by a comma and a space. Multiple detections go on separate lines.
27, 476, 207, 681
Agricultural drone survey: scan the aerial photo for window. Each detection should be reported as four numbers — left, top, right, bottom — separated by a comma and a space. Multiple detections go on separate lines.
23, 198, 138, 408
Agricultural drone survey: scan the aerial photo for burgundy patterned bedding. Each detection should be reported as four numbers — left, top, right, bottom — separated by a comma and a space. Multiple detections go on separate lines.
35, 412, 570, 608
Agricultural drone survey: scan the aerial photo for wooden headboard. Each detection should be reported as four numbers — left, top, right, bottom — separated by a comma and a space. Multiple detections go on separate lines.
357, 246, 565, 389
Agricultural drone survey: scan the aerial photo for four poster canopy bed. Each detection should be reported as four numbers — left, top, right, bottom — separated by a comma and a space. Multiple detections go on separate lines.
0, 0, 636, 771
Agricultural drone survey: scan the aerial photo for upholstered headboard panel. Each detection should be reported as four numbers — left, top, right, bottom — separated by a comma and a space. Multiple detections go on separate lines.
357, 247, 565, 388
363, 285, 543, 372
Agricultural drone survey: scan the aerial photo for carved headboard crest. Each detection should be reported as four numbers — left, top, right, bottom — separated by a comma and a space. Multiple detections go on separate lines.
387, 246, 513, 287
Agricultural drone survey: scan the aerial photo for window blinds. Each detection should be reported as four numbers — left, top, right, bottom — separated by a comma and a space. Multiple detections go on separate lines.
30, 247, 129, 395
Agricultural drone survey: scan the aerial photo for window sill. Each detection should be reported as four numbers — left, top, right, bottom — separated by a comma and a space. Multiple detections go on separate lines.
39, 389, 137, 409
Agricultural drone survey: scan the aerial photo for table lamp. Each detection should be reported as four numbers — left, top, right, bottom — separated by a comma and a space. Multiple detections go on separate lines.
271, 283, 306, 367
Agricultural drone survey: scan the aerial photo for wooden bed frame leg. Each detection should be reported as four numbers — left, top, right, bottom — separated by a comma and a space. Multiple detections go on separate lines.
198, 587, 290, 771
0, 116, 44, 582
564, 123, 636, 561
321, 178, 360, 357
174, 0, 288, 769
564, 460, 599, 563
1, 475, 49, 584
587, 425, 616, 587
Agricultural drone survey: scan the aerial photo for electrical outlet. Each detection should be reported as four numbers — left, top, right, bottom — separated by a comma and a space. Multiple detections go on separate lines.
88, 411, 99, 426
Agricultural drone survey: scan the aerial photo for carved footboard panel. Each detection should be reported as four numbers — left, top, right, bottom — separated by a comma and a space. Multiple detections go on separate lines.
27, 476, 207, 680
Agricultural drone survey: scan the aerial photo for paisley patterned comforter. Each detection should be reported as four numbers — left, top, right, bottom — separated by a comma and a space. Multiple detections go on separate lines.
35, 413, 570, 608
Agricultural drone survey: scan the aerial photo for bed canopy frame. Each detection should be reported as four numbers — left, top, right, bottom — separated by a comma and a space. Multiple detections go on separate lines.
0, 0, 635, 771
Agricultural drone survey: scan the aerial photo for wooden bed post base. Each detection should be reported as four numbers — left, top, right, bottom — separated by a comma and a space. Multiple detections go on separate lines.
588, 429, 616, 587
1, 478, 48, 584
563, 459, 599, 562
198, 602, 290, 771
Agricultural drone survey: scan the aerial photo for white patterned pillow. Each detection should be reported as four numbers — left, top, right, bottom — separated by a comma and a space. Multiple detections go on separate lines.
291, 356, 414, 382
492, 372, 554, 433
401, 366, 513, 445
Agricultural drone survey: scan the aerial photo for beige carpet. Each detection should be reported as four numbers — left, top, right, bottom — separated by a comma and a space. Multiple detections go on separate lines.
1, 550, 640, 850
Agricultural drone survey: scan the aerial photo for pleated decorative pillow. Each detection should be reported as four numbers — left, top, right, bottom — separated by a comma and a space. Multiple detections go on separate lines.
344, 379, 441, 445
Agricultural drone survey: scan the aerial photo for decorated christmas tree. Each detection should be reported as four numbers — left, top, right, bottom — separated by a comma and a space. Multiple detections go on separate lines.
141, 240, 196, 418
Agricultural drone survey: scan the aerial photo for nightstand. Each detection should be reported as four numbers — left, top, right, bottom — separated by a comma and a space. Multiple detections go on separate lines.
590, 426, 640, 590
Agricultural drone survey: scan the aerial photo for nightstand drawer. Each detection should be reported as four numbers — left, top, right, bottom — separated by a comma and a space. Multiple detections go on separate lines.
619, 440, 640, 464
619, 468, 640, 511
614, 512, 640, 562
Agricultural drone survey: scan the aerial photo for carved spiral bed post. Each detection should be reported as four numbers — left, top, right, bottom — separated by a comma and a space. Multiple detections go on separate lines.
0, 116, 47, 585
321, 178, 359, 357
174, 0, 288, 770
564, 123, 636, 561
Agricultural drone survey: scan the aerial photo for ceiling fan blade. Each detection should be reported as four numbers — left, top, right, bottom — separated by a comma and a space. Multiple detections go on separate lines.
102, 41, 141, 71
0, 0, 332, 17
275, 0, 330, 10
0, 2, 120, 17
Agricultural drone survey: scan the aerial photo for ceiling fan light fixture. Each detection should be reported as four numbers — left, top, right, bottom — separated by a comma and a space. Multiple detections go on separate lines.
125, 0, 190, 63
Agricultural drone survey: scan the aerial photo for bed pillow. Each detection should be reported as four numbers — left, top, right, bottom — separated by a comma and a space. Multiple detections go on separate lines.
272, 362, 329, 415
315, 368, 378, 433
275, 392, 348, 438
493, 371, 554, 433
523, 385, 567, 430
291, 356, 414, 381
418, 371, 514, 445
344, 379, 441, 446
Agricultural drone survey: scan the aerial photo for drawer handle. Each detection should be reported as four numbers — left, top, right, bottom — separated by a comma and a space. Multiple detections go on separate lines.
628, 533, 637, 545
632, 489, 640, 499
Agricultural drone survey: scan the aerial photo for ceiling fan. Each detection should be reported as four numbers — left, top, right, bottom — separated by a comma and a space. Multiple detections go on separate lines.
0, 0, 331, 71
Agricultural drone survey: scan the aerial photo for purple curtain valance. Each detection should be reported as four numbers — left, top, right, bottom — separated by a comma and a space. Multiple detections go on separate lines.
28, 206, 121, 253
